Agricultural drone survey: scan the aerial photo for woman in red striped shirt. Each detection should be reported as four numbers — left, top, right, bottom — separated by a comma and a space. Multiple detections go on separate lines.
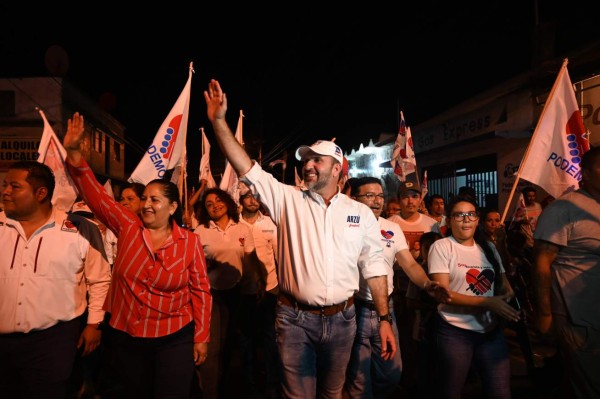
63, 112, 212, 399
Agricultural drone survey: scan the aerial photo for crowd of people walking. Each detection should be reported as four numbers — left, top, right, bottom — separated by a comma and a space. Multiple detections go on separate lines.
1, 78, 598, 399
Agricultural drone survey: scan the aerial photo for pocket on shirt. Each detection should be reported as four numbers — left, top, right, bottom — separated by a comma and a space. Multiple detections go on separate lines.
159, 255, 188, 274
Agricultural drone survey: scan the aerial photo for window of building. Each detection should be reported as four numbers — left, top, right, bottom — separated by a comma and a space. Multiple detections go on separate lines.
113, 140, 121, 162
92, 129, 103, 153
0, 90, 15, 117
426, 154, 498, 209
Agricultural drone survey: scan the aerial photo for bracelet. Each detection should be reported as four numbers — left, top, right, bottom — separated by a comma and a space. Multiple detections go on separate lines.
423, 280, 429, 289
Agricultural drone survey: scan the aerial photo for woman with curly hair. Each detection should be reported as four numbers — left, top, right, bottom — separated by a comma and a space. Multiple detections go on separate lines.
193, 188, 260, 399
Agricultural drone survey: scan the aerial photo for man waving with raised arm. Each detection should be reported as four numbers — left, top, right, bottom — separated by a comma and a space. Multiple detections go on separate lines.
204, 79, 394, 399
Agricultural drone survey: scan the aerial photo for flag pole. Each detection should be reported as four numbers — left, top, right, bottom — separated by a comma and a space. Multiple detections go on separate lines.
500, 58, 569, 224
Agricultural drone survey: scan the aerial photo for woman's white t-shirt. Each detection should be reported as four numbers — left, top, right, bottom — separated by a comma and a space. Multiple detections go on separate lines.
428, 236, 504, 332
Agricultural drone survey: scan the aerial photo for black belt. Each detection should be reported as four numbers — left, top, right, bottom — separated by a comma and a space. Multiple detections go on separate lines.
278, 292, 354, 316
354, 296, 393, 311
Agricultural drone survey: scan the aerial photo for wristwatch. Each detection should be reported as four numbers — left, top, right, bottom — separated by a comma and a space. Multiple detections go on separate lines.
378, 313, 393, 325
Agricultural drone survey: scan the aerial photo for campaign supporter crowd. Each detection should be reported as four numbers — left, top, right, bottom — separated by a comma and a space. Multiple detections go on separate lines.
1, 78, 598, 399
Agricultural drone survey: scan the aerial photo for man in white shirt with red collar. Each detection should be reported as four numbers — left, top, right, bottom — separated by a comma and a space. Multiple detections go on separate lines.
0, 161, 111, 399
204, 79, 394, 399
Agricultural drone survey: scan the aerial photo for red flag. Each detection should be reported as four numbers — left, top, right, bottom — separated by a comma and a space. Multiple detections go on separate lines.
519, 59, 590, 198
199, 128, 217, 188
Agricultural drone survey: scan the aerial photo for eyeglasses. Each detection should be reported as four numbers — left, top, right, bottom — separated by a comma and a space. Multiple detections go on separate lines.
451, 211, 479, 222
355, 193, 385, 201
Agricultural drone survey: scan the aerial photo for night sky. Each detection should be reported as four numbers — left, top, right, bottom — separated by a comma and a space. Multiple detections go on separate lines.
2, 2, 598, 184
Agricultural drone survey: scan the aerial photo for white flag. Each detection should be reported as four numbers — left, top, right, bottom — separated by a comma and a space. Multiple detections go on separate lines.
37, 109, 78, 211
390, 111, 417, 182
421, 170, 428, 200
128, 63, 194, 185
199, 128, 217, 188
405, 126, 417, 173
519, 59, 590, 198
219, 110, 244, 203
103, 179, 115, 199
508, 192, 528, 230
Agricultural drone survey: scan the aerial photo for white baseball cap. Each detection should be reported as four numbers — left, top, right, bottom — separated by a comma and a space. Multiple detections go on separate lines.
295, 140, 344, 165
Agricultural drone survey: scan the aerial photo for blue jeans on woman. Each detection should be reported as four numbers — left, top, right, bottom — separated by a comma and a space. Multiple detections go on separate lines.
275, 300, 356, 399
436, 315, 511, 399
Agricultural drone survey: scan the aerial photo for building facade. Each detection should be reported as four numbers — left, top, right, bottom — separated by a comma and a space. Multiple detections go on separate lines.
347, 43, 600, 216
0, 77, 127, 197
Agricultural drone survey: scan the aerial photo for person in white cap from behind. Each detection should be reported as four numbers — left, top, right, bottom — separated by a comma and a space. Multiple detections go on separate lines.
204, 78, 397, 398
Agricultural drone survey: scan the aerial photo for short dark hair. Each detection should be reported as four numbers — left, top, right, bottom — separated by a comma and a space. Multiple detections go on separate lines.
457, 186, 476, 201
9, 161, 55, 203
521, 186, 536, 196
146, 179, 183, 226
427, 194, 445, 209
121, 182, 145, 200
342, 177, 360, 195
429, 194, 444, 202
581, 145, 600, 170
419, 231, 442, 252
350, 176, 382, 197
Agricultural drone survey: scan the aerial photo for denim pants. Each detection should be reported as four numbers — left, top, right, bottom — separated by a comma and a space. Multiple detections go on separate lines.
436, 315, 511, 399
345, 301, 402, 399
275, 300, 356, 399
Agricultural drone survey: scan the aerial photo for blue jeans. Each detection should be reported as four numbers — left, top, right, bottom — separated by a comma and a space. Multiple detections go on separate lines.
276, 300, 356, 399
436, 315, 511, 399
345, 301, 402, 399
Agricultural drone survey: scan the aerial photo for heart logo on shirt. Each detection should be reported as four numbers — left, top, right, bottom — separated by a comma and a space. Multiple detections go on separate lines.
381, 230, 394, 239
239, 238, 245, 246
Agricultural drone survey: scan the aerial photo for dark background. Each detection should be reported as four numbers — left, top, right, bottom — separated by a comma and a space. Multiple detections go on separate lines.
2, 2, 599, 185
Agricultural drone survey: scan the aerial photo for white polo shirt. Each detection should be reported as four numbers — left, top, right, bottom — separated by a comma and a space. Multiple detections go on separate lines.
0, 209, 111, 333
194, 219, 255, 290
241, 162, 388, 306
239, 211, 279, 292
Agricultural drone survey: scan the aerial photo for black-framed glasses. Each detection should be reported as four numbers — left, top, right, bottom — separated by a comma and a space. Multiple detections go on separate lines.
355, 193, 385, 201
451, 211, 479, 222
